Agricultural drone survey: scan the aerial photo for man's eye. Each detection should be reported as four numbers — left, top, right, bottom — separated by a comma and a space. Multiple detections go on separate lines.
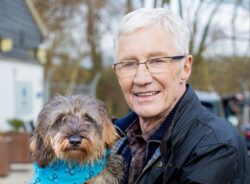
123, 62, 137, 68
149, 58, 166, 64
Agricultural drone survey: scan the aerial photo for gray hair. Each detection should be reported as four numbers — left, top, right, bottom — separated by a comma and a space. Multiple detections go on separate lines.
113, 8, 190, 62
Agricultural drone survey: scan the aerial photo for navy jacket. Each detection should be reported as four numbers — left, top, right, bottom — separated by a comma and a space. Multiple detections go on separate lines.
113, 85, 250, 184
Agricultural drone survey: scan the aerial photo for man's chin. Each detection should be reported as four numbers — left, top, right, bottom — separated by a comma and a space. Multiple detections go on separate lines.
135, 108, 160, 119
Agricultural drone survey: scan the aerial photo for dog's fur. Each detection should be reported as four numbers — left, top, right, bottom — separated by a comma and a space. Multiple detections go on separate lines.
30, 94, 123, 184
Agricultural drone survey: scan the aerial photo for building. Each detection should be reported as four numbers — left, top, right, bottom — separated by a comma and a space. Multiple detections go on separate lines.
0, 0, 47, 131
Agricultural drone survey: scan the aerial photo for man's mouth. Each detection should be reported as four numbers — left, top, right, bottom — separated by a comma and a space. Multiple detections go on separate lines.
134, 91, 160, 97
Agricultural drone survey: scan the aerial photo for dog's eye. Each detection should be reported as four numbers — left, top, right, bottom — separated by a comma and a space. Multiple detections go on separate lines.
84, 114, 95, 122
50, 115, 65, 129
56, 115, 65, 122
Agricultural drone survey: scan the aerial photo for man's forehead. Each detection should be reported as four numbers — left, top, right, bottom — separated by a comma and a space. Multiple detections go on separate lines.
116, 25, 179, 62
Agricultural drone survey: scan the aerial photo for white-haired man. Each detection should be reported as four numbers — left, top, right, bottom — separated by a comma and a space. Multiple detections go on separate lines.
112, 8, 249, 184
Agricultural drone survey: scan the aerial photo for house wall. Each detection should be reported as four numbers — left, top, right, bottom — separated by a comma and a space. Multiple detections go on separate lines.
0, 58, 43, 131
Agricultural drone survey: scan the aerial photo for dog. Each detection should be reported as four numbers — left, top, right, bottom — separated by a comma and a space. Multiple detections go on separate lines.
30, 94, 124, 184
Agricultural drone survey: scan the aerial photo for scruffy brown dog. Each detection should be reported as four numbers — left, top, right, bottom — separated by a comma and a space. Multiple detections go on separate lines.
30, 94, 123, 184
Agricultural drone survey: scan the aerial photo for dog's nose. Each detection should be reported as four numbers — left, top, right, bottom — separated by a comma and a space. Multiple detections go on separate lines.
69, 135, 82, 146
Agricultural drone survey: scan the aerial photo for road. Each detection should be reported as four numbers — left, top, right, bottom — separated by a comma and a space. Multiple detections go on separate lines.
0, 163, 33, 184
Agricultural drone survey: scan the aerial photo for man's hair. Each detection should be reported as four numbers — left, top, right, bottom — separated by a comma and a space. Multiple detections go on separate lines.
113, 8, 190, 62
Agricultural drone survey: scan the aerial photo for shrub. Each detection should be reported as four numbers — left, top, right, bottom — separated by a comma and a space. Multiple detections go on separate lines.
7, 118, 24, 132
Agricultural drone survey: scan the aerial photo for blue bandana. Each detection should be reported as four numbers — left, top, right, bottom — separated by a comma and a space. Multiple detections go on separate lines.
30, 149, 110, 184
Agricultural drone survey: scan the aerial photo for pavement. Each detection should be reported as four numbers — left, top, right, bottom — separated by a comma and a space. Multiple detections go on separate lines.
0, 163, 33, 184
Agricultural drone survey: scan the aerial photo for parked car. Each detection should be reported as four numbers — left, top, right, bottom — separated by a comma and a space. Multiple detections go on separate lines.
195, 90, 224, 117
243, 126, 250, 154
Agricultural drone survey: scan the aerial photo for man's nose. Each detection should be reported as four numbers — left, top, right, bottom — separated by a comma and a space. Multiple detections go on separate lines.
133, 63, 152, 85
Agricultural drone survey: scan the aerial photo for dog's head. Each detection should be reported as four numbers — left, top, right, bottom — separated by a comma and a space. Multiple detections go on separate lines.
30, 94, 118, 167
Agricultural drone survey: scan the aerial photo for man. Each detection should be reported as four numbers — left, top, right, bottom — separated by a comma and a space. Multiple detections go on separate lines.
111, 8, 250, 184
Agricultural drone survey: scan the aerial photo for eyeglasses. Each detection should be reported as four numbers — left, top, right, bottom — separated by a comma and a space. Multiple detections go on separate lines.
112, 55, 186, 77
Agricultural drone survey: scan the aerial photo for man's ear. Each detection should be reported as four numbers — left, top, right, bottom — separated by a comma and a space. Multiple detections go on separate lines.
181, 55, 192, 83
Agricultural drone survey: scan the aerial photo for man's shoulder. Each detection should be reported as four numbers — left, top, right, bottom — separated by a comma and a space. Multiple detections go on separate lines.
190, 109, 244, 150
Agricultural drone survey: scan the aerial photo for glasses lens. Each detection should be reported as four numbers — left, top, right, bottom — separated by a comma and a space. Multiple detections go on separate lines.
114, 62, 137, 77
146, 58, 171, 73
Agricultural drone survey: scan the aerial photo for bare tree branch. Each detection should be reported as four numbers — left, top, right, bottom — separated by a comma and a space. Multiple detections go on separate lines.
196, 0, 225, 58
126, 0, 133, 13
178, 0, 183, 18
231, 0, 242, 56
189, 0, 204, 54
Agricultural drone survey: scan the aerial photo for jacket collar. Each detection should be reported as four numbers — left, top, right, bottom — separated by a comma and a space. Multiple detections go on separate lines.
114, 108, 175, 142
167, 84, 203, 142
114, 111, 138, 137
159, 84, 203, 160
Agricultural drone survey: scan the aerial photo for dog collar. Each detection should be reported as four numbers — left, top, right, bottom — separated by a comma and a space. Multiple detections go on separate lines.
30, 148, 110, 184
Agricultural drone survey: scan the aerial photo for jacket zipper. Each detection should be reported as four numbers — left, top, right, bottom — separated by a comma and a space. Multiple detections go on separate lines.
134, 156, 161, 184
134, 111, 179, 184
134, 142, 162, 184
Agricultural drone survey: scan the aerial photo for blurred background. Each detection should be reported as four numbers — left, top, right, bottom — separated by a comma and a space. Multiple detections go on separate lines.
0, 0, 249, 183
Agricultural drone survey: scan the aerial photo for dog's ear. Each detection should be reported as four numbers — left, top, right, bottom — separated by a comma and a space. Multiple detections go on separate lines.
30, 130, 55, 168
103, 117, 119, 148
96, 99, 119, 148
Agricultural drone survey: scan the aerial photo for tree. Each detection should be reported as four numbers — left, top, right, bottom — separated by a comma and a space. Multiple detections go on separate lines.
33, 0, 108, 95
161, 0, 249, 90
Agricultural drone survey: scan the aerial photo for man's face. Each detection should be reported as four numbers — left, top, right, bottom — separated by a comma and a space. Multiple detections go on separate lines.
116, 25, 192, 119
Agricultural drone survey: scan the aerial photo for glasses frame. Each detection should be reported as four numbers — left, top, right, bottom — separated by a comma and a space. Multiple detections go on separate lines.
112, 55, 186, 77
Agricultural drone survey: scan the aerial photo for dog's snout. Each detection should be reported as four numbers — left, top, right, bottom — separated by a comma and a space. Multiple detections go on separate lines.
69, 135, 82, 146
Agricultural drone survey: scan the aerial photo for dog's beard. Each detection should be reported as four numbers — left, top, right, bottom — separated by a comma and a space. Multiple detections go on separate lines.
51, 132, 105, 164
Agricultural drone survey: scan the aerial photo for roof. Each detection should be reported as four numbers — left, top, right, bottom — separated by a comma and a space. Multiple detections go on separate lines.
0, 0, 48, 61
25, 0, 48, 38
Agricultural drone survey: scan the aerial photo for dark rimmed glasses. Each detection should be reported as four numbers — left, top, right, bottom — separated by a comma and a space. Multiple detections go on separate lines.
112, 55, 186, 77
